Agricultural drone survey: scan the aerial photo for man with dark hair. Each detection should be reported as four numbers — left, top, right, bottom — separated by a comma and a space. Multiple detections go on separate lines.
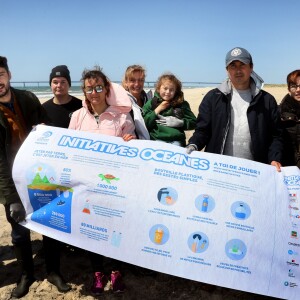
41, 65, 82, 293
0, 55, 49, 298
187, 47, 282, 171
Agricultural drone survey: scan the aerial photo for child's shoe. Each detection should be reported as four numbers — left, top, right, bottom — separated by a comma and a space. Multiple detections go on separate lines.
91, 272, 108, 295
111, 271, 125, 293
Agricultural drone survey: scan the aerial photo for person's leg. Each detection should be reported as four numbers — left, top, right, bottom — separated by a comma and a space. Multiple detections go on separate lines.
88, 251, 107, 295
43, 235, 71, 292
5, 204, 35, 298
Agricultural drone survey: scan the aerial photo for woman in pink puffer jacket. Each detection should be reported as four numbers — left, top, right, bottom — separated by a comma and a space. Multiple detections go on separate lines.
69, 66, 135, 141
68, 66, 134, 294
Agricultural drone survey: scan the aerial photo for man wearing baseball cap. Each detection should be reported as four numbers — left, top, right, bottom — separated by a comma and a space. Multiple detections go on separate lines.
187, 47, 283, 171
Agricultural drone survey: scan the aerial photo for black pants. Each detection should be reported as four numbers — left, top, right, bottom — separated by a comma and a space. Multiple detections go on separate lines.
4, 204, 31, 245
42, 235, 63, 274
4, 204, 34, 277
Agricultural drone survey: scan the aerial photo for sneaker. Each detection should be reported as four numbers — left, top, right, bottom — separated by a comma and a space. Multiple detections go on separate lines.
91, 272, 108, 295
111, 271, 125, 293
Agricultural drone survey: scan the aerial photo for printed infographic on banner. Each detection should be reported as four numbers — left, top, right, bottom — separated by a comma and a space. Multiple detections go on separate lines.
12, 125, 299, 300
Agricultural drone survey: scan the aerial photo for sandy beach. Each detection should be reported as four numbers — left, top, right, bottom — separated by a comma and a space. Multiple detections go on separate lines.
0, 86, 287, 300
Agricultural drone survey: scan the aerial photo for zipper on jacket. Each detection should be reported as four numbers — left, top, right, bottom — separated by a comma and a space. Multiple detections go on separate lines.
220, 94, 231, 154
220, 118, 230, 154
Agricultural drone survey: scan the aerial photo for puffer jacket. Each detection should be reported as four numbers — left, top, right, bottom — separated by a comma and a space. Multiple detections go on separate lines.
69, 82, 135, 137
0, 88, 49, 205
188, 78, 283, 164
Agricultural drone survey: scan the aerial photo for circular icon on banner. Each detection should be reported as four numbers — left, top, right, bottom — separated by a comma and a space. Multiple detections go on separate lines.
195, 194, 215, 213
225, 239, 247, 260
231, 201, 251, 220
42, 131, 53, 138
187, 231, 209, 253
149, 224, 170, 245
157, 187, 178, 206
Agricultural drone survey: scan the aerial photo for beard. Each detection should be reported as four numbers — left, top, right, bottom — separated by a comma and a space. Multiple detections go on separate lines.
0, 83, 10, 98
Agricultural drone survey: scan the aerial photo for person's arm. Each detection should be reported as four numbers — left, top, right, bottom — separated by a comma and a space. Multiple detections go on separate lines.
23, 90, 50, 126
181, 101, 197, 130
68, 109, 81, 130
121, 112, 136, 141
271, 161, 282, 172
142, 100, 159, 130
187, 92, 213, 151
0, 126, 26, 222
268, 96, 284, 170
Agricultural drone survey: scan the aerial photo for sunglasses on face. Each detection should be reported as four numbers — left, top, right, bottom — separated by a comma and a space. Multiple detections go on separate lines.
84, 85, 103, 94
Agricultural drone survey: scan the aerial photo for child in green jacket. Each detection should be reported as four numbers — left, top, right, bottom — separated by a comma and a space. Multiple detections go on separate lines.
143, 73, 196, 146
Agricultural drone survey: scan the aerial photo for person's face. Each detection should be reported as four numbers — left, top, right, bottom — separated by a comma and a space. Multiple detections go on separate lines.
126, 71, 145, 98
0, 67, 11, 99
84, 77, 107, 106
159, 80, 176, 101
51, 77, 70, 97
227, 61, 253, 90
289, 76, 300, 102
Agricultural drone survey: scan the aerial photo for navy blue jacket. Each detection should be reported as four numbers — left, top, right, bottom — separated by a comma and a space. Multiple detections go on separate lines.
188, 79, 283, 164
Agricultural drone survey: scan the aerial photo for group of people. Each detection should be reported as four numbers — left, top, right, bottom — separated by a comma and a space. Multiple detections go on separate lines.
1, 46, 299, 298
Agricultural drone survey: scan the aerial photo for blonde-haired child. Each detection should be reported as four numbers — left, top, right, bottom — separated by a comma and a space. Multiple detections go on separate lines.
143, 73, 196, 146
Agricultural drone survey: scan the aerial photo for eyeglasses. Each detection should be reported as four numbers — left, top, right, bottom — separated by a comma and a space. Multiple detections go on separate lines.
84, 85, 103, 94
290, 84, 300, 91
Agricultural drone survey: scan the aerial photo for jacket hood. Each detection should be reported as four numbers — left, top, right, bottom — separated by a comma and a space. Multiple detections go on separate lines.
83, 82, 132, 114
107, 82, 132, 108
217, 71, 264, 97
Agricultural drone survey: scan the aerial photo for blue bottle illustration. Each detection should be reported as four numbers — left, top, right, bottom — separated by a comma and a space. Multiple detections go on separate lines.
235, 203, 246, 219
201, 195, 209, 212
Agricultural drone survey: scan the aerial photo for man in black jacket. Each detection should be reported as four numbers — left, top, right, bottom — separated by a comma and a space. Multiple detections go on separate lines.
187, 47, 282, 171
0, 56, 49, 298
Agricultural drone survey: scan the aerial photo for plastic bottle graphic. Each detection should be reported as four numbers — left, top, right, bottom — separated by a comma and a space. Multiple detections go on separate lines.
232, 244, 239, 253
115, 232, 122, 247
82, 200, 91, 214
154, 228, 164, 244
63, 190, 69, 198
201, 195, 209, 212
200, 240, 207, 249
111, 231, 117, 246
111, 231, 122, 247
191, 234, 201, 252
235, 203, 246, 219
166, 196, 173, 205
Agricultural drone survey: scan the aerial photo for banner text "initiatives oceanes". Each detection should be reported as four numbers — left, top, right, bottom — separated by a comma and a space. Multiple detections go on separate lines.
58, 135, 210, 170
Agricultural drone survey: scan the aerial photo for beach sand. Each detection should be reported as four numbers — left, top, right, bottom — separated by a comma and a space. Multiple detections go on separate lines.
0, 86, 286, 300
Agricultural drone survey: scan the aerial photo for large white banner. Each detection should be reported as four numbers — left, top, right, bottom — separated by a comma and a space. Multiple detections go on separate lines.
12, 125, 300, 299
